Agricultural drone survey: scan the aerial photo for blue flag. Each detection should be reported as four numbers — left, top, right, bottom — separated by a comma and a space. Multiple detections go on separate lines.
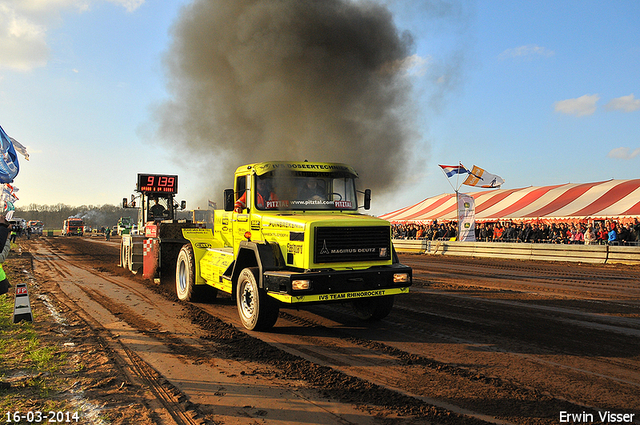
0, 125, 19, 183
439, 164, 469, 178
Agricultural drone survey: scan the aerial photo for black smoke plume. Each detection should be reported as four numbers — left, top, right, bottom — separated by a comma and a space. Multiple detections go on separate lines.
153, 0, 421, 203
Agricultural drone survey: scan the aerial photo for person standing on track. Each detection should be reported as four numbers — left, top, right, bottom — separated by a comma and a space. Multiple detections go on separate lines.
0, 213, 12, 295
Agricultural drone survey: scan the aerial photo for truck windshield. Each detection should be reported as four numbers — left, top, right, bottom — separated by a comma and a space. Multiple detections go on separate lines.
254, 172, 358, 211
148, 196, 172, 221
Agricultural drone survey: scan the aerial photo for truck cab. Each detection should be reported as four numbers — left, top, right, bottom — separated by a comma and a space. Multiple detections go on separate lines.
178, 161, 412, 331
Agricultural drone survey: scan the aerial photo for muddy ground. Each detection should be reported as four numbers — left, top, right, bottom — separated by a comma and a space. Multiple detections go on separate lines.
13, 236, 461, 425
3, 236, 639, 425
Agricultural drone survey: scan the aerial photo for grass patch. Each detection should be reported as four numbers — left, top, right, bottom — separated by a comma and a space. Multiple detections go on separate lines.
0, 294, 53, 374
0, 262, 78, 421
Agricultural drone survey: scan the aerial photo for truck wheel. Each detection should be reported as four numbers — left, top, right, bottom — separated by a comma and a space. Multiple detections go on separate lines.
120, 242, 128, 269
176, 244, 218, 302
236, 267, 279, 331
352, 295, 395, 321
176, 244, 197, 301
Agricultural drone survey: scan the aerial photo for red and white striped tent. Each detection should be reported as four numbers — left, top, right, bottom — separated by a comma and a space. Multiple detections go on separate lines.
379, 179, 640, 224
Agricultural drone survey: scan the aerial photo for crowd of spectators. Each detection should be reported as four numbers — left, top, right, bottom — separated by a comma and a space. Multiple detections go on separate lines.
391, 218, 640, 246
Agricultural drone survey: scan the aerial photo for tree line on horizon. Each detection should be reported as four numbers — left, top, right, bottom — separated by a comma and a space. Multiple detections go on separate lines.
15, 203, 138, 230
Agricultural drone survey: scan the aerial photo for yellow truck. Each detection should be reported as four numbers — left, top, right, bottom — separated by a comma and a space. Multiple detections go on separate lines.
176, 161, 412, 331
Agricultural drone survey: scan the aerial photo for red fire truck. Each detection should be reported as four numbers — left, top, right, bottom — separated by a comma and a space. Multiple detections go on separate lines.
62, 218, 84, 236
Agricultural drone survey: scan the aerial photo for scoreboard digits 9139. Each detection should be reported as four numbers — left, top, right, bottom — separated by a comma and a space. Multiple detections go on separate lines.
137, 174, 178, 194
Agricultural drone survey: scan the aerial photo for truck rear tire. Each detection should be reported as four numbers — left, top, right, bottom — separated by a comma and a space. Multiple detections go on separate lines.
176, 244, 217, 302
120, 241, 129, 270
176, 244, 198, 301
236, 267, 279, 331
352, 295, 395, 321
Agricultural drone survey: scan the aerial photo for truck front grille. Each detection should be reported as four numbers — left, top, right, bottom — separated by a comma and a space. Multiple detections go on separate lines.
314, 226, 391, 263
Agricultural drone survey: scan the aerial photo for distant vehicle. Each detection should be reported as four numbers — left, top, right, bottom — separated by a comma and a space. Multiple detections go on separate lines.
63, 218, 84, 236
28, 220, 44, 235
117, 217, 133, 235
9, 218, 27, 237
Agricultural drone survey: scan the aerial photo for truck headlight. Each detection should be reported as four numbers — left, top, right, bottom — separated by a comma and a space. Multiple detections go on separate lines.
393, 273, 409, 283
292, 279, 311, 290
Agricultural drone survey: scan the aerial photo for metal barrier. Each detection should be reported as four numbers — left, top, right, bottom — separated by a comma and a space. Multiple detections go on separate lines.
393, 239, 640, 266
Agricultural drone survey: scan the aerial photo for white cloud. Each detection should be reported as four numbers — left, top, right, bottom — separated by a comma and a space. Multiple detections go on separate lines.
380, 54, 431, 77
108, 0, 145, 13
401, 54, 431, 77
554, 94, 600, 117
604, 94, 640, 112
0, 0, 144, 71
499, 44, 554, 60
0, 4, 49, 70
608, 147, 640, 160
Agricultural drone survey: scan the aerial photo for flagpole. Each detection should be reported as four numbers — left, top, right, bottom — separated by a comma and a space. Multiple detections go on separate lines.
439, 165, 464, 241
440, 163, 466, 228
439, 167, 457, 193
456, 161, 466, 192
456, 162, 464, 241
456, 189, 460, 241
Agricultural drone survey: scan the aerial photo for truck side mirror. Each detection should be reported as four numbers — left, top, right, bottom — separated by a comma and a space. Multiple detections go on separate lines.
181, 200, 187, 210
122, 198, 128, 208
224, 189, 235, 211
364, 189, 371, 210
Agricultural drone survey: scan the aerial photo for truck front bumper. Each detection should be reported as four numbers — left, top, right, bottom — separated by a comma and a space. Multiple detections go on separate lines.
263, 264, 412, 304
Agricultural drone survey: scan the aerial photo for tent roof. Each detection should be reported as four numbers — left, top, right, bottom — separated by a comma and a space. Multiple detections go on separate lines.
379, 179, 640, 223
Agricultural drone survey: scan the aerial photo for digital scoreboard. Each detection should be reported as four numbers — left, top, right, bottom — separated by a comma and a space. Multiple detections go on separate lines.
137, 174, 178, 194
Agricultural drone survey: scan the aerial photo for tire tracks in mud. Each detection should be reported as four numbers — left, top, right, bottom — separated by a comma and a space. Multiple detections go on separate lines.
394, 255, 640, 418
195, 254, 640, 425
190, 297, 599, 425
121, 345, 206, 425
34, 238, 485, 424
30, 238, 210, 425
254, 307, 596, 425
27, 237, 640, 425
406, 255, 640, 302
30, 237, 513, 424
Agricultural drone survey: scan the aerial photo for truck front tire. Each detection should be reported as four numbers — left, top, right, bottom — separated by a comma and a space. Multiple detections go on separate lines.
236, 267, 279, 331
352, 295, 395, 321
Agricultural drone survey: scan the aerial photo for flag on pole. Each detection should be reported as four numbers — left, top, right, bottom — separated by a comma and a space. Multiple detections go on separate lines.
463, 165, 504, 188
208, 199, 217, 209
0, 183, 18, 220
439, 164, 469, 178
0, 125, 19, 183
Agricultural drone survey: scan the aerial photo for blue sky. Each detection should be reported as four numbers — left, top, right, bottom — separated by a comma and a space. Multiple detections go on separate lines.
0, 0, 638, 217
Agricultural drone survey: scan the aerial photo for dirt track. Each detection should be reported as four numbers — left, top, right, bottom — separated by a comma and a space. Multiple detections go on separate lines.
22, 236, 640, 424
